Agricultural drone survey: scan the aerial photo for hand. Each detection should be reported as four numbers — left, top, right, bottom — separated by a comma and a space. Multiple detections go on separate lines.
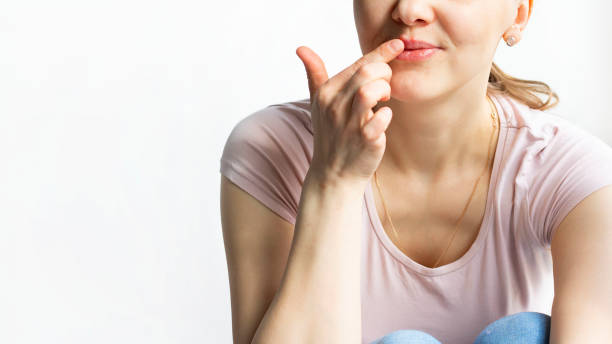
296, 39, 405, 188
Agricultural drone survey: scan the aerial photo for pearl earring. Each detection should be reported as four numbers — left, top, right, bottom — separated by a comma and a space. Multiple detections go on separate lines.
506, 35, 517, 46
505, 25, 521, 46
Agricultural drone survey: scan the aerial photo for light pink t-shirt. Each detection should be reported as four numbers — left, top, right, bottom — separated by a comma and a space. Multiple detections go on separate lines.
219, 92, 612, 344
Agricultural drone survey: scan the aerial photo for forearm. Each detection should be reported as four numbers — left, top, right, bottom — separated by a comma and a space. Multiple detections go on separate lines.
251, 173, 365, 344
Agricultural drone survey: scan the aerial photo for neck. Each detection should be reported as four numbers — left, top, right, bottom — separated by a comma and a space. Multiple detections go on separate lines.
373, 82, 497, 184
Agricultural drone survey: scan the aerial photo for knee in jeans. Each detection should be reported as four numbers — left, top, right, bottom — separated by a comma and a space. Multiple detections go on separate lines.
473, 311, 551, 344
373, 329, 442, 344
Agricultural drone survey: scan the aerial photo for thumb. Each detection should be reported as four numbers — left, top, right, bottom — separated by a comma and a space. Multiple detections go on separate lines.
296, 46, 329, 104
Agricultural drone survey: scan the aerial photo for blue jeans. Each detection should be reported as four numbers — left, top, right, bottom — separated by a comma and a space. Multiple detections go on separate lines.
370, 311, 551, 344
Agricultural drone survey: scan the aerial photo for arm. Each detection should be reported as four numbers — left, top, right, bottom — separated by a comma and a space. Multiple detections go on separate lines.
220, 175, 297, 344
549, 185, 612, 343
250, 173, 366, 344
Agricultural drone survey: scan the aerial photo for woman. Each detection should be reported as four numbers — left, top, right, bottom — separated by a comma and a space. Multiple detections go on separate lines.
220, 0, 612, 343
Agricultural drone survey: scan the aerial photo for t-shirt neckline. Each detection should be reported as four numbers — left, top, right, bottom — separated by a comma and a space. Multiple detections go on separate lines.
363, 92, 509, 277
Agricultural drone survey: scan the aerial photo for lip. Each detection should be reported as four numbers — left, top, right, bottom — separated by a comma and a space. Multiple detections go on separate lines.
399, 37, 441, 50
396, 47, 440, 62
394, 37, 442, 62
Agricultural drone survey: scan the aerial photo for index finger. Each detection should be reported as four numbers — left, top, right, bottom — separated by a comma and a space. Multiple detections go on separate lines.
325, 39, 404, 94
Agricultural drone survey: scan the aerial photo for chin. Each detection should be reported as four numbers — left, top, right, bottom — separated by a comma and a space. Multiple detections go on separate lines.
389, 83, 432, 102
389, 75, 448, 102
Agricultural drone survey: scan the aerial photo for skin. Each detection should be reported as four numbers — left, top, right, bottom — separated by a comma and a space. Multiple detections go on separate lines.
295, 4, 612, 341
354, 0, 531, 181
349, 0, 532, 266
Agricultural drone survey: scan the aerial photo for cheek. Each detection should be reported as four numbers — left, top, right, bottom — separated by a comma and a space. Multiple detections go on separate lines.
441, 6, 495, 47
354, 0, 394, 49
439, 5, 500, 71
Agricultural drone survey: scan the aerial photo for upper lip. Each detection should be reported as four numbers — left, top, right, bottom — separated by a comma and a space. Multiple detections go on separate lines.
400, 37, 441, 50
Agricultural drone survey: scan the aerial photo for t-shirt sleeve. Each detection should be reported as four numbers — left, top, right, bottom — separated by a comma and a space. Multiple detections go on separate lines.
219, 101, 313, 226
526, 125, 612, 247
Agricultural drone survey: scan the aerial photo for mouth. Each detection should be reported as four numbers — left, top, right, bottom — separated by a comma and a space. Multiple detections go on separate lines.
404, 48, 439, 51
400, 37, 442, 50
396, 46, 441, 62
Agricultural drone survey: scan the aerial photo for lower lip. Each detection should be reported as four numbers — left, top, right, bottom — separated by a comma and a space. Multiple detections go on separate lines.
396, 48, 441, 61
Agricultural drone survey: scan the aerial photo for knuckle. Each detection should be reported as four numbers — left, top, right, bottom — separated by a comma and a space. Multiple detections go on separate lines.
361, 122, 375, 140
372, 79, 390, 94
358, 63, 377, 80
329, 101, 344, 123
381, 80, 392, 93
382, 63, 393, 77
316, 88, 332, 107
354, 58, 368, 71
356, 85, 372, 101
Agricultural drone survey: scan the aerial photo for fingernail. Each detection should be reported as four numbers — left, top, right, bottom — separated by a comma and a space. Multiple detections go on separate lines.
390, 40, 404, 51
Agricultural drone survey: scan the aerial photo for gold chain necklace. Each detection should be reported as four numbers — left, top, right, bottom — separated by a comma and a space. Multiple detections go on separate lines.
373, 94, 499, 269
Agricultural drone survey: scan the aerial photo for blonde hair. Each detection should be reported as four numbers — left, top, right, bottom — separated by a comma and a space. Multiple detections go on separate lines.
487, 62, 559, 111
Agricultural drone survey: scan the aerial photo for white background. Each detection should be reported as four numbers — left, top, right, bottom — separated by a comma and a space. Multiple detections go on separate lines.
2, 0, 611, 343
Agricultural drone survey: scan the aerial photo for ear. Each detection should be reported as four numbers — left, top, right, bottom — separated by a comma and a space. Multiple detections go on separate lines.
527, 0, 533, 20
503, 0, 532, 42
